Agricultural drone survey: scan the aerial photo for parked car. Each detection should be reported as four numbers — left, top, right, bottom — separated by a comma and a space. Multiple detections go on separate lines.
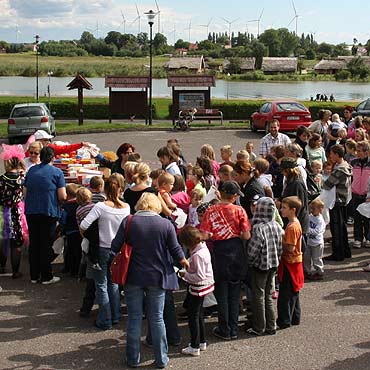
8, 103, 56, 144
352, 98, 370, 117
250, 101, 312, 133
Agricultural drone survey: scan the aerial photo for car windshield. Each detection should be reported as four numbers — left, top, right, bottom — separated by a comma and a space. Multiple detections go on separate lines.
12, 107, 44, 117
276, 103, 306, 112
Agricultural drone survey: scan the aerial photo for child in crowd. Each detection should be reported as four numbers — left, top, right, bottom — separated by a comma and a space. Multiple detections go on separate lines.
188, 188, 204, 227
246, 197, 284, 336
277, 196, 304, 329
305, 133, 327, 169
201, 144, 220, 182
219, 145, 234, 167
309, 160, 323, 190
246, 142, 257, 164
127, 152, 141, 162
218, 165, 233, 183
150, 168, 165, 189
253, 158, 273, 198
171, 174, 190, 213
200, 181, 251, 340
268, 145, 285, 200
179, 226, 214, 356
355, 128, 368, 142
168, 141, 188, 180
344, 139, 357, 163
60, 183, 82, 277
187, 166, 206, 198
236, 149, 250, 162
123, 162, 138, 189
322, 161, 333, 182
89, 176, 106, 203
157, 146, 181, 176
158, 172, 177, 211
305, 198, 326, 280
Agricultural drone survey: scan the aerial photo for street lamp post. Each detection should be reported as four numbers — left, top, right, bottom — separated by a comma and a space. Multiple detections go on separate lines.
34, 35, 40, 102
145, 10, 157, 125
47, 70, 53, 111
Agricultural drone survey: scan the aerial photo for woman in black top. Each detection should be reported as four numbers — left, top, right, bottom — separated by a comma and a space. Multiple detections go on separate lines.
232, 160, 264, 219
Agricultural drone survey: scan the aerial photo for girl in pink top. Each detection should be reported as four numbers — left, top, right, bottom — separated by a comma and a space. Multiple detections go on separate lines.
171, 175, 190, 213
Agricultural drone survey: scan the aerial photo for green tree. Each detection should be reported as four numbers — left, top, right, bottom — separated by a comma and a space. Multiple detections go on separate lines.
80, 31, 95, 44
104, 31, 124, 49
277, 28, 299, 56
316, 42, 333, 57
137, 32, 148, 47
226, 57, 242, 74
252, 40, 267, 69
174, 39, 189, 49
153, 33, 168, 54
305, 49, 316, 60
348, 57, 370, 79
332, 43, 350, 57
258, 29, 281, 56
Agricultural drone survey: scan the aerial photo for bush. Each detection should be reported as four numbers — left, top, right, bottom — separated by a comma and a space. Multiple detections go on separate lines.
335, 70, 351, 81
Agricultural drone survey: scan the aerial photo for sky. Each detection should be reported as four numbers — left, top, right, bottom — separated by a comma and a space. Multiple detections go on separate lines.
0, 0, 369, 45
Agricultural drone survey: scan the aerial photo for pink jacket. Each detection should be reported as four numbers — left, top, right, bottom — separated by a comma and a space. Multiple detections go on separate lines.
183, 242, 214, 286
351, 157, 370, 196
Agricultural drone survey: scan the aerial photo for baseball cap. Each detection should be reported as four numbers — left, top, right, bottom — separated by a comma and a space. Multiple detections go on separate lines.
280, 157, 298, 170
34, 130, 54, 140
219, 181, 244, 197
251, 194, 262, 205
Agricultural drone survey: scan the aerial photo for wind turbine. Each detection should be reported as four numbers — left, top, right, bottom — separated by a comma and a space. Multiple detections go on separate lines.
155, 0, 161, 34
199, 18, 213, 39
131, 3, 141, 34
222, 17, 239, 44
247, 8, 264, 37
287, 1, 299, 35
119, 10, 127, 34
87, 20, 99, 38
184, 19, 192, 42
168, 24, 176, 45
15, 24, 21, 43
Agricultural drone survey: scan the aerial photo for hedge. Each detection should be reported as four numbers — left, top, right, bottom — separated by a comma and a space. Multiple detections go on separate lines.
0, 97, 359, 121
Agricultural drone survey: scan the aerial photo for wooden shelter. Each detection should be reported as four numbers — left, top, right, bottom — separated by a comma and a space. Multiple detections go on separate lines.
168, 75, 215, 124
105, 76, 150, 123
223, 57, 256, 73
67, 74, 93, 125
164, 56, 206, 73
261, 57, 297, 74
313, 59, 348, 74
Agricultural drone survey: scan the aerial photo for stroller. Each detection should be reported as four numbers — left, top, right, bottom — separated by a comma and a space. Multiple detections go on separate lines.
174, 108, 197, 131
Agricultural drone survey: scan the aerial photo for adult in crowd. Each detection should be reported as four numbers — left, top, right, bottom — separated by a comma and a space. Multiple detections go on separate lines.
30, 130, 91, 156
0, 145, 27, 278
350, 141, 370, 248
285, 143, 307, 186
294, 125, 310, 161
80, 175, 130, 330
258, 119, 291, 158
232, 160, 264, 219
308, 109, 332, 144
157, 146, 181, 176
24, 146, 66, 284
343, 106, 355, 138
112, 192, 189, 369
24, 141, 42, 170
96, 142, 135, 177
280, 157, 309, 251
322, 145, 352, 261
123, 162, 156, 214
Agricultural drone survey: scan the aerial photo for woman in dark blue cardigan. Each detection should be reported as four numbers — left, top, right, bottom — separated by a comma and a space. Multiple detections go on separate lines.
112, 192, 189, 369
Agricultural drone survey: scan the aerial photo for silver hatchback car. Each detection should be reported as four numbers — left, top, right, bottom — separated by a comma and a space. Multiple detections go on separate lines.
8, 103, 56, 143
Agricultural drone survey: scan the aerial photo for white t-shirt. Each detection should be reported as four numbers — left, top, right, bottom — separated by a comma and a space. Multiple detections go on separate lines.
307, 213, 326, 246
80, 202, 130, 249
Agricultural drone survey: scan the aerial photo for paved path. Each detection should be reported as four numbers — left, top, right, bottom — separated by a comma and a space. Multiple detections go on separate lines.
1, 129, 370, 370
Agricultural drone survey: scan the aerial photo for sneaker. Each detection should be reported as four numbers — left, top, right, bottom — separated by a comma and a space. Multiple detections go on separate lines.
212, 327, 231, 341
41, 276, 61, 285
272, 291, 279, 299
363, 264, 370, 272
181, 346, 200, 356
352, 241, 362, 249
245, 327, 263, 336
30, 279, 38, 284
364, 240, 370, 248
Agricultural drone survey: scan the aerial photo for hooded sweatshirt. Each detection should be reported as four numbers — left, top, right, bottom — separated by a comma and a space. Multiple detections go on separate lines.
323, 160, 352, 205
247, 197, 284, 271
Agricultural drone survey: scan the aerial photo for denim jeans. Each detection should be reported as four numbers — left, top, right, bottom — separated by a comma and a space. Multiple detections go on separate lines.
214, 279, 241, 338
124, 284, 168, 368
91, 248, 121, 329
146, 290, 181, 346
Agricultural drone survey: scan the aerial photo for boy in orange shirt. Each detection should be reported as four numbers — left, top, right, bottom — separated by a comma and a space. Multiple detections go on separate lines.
277, 196, 304, 329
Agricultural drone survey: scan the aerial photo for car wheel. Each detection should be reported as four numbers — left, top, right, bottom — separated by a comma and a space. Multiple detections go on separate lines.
264, 122, 270, 135
250, 119, 257, 132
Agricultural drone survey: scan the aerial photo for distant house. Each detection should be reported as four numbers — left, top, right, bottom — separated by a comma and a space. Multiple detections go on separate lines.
223, 57, 256, 73
176, 48, 188, 56
164, 56, 206, 73
23, 43, 37, 52
188, 43, 198, 51
313, 59, 348, 74
262, 57, 298, 74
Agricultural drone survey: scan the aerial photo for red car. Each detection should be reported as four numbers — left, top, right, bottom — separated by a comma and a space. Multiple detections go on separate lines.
251, 101, 312, 133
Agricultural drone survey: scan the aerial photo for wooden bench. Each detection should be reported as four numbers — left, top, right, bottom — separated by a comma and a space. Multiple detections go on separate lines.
178, 108, 223, 125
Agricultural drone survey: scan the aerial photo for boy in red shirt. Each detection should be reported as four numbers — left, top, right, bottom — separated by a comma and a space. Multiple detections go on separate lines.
200, 181, 251, 340
277, 196, 304, 329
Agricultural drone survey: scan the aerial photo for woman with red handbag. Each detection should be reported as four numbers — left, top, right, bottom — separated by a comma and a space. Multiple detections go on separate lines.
112, 192, 189, 369
80, 174, 130, 330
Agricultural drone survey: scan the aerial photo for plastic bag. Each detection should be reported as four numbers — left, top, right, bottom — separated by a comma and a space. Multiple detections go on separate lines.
52, 236, 65, 255
357, 202, 370, 219
172, 208, 187, 229
204, 185, 218, 203
319, 186, 336, 210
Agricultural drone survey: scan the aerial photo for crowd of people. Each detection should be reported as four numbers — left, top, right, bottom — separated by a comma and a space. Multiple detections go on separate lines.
0, 107, 369, 368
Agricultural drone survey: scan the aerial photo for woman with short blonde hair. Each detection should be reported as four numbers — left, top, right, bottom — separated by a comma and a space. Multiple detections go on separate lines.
25, 141, 43, 170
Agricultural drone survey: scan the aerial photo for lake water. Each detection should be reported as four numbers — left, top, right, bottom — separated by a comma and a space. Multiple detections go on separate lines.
0, 76, 369, 101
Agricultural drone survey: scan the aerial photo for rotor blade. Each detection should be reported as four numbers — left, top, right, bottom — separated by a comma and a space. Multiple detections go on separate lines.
221, 17, 231, 24
121, 10, 125, 21
247, 19, 258, 22
155, 0, 160, 12
208, 17, 213, 26
259, 8, 264, 20
287, 16, 295, 27
135, 3, 140, 16
231, 18, 240, 24
292, 0, 297, 15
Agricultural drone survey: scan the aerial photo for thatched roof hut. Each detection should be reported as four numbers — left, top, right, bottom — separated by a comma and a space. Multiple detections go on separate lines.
313, 59, 348, 74
164, 56, 206, 73
261, 57, 297, 74
223, 58, 256, 72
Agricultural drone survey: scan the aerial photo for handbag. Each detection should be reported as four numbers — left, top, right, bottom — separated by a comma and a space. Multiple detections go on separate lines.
110, 215, 134, 285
